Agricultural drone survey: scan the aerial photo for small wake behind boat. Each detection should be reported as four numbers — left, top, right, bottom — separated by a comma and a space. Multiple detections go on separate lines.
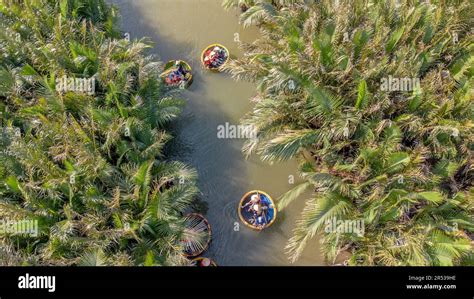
201, 44, 229, 71
160, 60, 193, 89
238, 190, 277, 231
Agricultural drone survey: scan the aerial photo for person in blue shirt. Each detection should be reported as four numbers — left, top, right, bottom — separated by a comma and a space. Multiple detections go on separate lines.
241, 193, 273, 228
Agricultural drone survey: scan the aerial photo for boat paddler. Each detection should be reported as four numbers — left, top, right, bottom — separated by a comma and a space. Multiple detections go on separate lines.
204, 49, 215, 66
204, 46, 225, 68
175, 61, 186, 77
241, 193, 261, 211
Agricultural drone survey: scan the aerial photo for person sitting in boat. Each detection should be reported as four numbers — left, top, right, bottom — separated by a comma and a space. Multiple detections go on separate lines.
165, 70, 183, 85
241, 193, 269, 227
203, 49, 216, 68
199, 258, 212, 267
242, 194, 260, 209
211, 46, 222, 67
204, 46, 226, 68
255, 214, 268, 228
254, 200, 270, 228
215, 47, 227, 63
175, 61, 188, 78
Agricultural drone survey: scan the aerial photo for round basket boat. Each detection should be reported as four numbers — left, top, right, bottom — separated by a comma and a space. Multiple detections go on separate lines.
181, 213, 212, 257
160, 60, 193, 88
238, 190, 277, 231
201, 44, 230, 71
192, 257, 218, 267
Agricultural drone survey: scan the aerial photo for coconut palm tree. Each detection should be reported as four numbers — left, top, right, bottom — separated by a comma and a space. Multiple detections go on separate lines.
224, 0, 310, 28
0, 0, 203, 266
224, 0, 473, 265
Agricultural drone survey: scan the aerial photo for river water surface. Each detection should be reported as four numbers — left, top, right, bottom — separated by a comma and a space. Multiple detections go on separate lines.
109, 0, 323, 266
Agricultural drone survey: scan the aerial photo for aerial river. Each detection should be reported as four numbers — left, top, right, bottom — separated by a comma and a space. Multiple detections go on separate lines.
109, 0, 323, 266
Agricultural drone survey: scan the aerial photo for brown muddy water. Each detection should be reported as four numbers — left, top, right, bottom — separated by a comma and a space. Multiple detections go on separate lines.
108, 0, 323, 266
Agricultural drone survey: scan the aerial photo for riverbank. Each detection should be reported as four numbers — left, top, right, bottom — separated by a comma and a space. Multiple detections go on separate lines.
108, 0, 323, 265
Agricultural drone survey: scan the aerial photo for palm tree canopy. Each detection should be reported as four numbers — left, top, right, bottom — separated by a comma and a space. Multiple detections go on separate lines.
224, 0, 473, 265
0, 0, 201, 266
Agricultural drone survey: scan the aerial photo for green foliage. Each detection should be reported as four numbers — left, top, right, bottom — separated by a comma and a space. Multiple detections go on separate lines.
0, 0, 199, 266
225, 0, 474, 265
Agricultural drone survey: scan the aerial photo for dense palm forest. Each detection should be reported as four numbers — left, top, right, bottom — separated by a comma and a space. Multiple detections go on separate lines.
0, 0, 472, 268
224, 0, 474, 265
0, 0, 203, 266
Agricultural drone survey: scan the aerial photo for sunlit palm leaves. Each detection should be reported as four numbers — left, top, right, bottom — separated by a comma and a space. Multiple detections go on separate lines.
225, 0, 474, 265
0, 0, 200, 266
